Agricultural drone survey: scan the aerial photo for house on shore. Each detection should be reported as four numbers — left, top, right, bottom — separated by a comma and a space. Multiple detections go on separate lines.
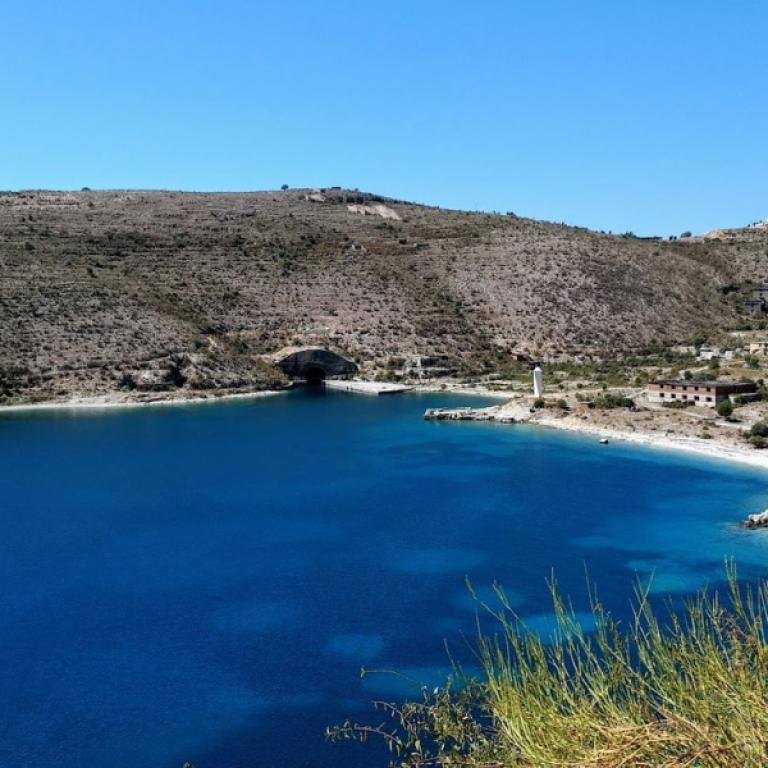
647, 379, 757, 408
749, 341, 768, 357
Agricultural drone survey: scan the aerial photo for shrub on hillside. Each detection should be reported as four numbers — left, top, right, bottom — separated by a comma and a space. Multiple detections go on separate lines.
692, 333, 707, 348
663, 400, 694, 409
588, 393, 634, 409
531, 398, 568, 410
716, 399, 734, 419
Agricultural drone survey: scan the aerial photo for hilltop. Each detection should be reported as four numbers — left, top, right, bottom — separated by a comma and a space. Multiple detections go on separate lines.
1, 187, 767, 404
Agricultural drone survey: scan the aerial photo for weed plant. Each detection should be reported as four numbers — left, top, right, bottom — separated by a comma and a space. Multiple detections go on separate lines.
329, 565, 768, 767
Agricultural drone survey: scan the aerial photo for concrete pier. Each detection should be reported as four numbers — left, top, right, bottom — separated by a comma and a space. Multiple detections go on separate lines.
324, 380, 411, 395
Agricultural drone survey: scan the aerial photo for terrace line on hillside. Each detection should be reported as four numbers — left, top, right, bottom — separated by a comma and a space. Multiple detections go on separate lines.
3, 188, 767, 405
647, 379, 757, 408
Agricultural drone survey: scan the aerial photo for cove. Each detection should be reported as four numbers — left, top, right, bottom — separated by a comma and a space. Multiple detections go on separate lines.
1, 388, 768, 768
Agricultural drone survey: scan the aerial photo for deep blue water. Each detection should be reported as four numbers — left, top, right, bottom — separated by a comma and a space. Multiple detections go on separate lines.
2, 388, 768, 768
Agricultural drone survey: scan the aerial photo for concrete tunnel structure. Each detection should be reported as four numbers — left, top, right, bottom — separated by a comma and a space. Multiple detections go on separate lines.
272, 347, 358, 384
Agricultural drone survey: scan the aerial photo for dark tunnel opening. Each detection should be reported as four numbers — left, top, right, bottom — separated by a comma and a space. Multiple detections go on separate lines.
303, 365, 326, 386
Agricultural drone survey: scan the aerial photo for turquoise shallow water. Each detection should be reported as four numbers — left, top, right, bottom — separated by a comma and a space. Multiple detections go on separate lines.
2, 388, 768, 767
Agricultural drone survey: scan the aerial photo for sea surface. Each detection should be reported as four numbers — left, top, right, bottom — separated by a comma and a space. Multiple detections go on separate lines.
2, 388, 768, 768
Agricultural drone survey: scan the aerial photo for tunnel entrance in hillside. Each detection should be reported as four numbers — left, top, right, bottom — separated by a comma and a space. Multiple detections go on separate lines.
273, 347, 358, 385
303, 365, 326, 386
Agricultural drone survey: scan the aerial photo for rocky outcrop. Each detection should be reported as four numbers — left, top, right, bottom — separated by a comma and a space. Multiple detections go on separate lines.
741, 510, 768, 529
346, 203, 401, 220
424, 406, 510, 422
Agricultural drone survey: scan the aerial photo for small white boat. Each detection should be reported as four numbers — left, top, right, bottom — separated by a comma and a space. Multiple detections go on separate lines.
599, 438, 609, 444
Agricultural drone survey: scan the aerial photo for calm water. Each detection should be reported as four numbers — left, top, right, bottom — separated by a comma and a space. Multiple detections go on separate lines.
2, 389, 768, 768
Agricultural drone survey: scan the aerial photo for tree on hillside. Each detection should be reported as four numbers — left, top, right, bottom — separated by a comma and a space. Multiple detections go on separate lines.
716, 399, 733, 419
692, 333, 707, 350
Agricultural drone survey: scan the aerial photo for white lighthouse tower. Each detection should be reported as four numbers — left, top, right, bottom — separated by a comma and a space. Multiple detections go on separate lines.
532, 364, 543, 398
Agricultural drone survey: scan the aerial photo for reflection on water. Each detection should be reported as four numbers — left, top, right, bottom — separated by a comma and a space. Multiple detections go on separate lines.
1, 389, 767, 767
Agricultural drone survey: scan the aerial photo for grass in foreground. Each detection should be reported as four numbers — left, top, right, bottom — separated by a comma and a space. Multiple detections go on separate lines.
328, 565, 768, 767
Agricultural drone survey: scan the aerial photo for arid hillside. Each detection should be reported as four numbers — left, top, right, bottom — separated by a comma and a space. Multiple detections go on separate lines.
1, 188, 766, 403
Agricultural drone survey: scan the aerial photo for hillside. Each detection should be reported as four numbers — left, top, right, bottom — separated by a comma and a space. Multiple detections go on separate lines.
1, 188, 767, 403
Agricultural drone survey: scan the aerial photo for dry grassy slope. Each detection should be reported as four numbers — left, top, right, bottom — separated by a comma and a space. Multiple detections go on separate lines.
0, 188, 766, 402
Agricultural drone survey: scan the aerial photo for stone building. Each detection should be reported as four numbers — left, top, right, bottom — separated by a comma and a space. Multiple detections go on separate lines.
749, 341, 768, 357
647, 379, 757, 408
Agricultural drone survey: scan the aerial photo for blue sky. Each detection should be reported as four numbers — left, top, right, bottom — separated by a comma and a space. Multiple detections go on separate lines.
1, 1, 765, 235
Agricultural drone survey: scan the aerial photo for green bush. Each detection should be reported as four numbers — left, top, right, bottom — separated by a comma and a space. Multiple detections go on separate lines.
750, 421, 768, 437
692, 333, 707, 348
588, 393, 634, 409
716, 399, 733, 418
532, 398, 568, 410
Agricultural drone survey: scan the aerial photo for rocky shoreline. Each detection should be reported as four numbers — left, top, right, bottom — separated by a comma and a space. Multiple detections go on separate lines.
0, 387, 289, 413
424, 399, 768, 475
424, 405, 511, 422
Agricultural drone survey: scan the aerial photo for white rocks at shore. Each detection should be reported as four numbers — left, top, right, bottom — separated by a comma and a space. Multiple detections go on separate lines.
424, 401, 531, 423
741, 510, 768, 529
424, 406, 510, 422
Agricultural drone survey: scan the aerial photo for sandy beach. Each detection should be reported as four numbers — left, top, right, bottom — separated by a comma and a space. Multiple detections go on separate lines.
534, 416, 768, 472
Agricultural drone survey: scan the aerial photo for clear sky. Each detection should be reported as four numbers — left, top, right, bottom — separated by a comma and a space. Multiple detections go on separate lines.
2, 1, 766, 235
